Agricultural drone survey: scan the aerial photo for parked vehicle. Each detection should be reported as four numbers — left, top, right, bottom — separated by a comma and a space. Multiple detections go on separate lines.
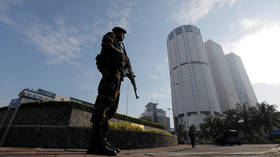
214, 130, 241, 146
268, 130, 280, 142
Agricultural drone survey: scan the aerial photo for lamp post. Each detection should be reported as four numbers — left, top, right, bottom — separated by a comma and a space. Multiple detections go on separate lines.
240, 92, 248, 105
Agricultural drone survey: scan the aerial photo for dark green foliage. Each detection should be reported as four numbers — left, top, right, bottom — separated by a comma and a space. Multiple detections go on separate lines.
177, 123, 187, 144
198, 116, 224, 142
256, 102, 280, 135
0, 106, 8, 111
0, 101, 164, 129
198, 102, 280, 143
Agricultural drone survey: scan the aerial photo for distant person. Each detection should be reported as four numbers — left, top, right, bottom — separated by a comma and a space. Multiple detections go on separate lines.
189, 125, 196, 148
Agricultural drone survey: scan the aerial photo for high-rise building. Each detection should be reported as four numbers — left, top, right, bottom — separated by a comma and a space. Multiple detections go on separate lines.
167, 25, 220, 131
226, 53, 258, 106
140, 102, 171, 131
205, 40, 240, 111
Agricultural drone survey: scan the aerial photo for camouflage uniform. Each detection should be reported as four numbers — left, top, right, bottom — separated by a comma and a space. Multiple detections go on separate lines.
88, 29, 127, 155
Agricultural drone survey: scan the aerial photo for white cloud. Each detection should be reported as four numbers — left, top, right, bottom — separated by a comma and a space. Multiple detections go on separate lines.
0, 0, 136, 64
170, 0, 236, 24
106, 0, 136, 32
222, 19, 280, 84
23, 22, 94, 64
253, 83, 280, 110
240, 18, 263, 30
0, 0, 22, 25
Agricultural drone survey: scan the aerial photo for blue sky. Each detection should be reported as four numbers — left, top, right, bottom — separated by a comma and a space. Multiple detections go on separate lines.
1, 0, 280, 128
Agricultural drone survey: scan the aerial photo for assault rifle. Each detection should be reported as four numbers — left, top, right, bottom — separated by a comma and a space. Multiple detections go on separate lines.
119, 42, 140, 99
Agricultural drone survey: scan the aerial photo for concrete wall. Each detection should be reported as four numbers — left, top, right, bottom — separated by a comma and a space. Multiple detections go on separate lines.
1, 126, 177, 149
0, 104, 177, 149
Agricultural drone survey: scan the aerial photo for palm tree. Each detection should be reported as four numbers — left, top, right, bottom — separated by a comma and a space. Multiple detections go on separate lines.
235, 103, 259, 141
198, 123, 210, 143
199, 116, 224, 142
256, 102, 280, 136
223, 109, 240, 131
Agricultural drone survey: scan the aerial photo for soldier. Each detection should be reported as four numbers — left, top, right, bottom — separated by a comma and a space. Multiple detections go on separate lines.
189, 125, 196, 148
87, 27, 127, 156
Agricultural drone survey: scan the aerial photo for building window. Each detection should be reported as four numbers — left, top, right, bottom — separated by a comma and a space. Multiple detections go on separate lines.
187, 112, 197, 117
178, 113, 184, 118
33, 94, 38, 99
175, 27, 183, 35
184, 25, 193, 32
200, 111, 210, 115
25, 92, 32, 97
168, 32, 174, 40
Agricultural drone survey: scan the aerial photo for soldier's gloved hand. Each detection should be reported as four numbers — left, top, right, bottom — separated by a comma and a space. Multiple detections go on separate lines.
127, 72, 135, 78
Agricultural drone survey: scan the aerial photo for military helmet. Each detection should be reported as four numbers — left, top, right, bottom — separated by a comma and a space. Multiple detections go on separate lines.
112, 27, 127, 34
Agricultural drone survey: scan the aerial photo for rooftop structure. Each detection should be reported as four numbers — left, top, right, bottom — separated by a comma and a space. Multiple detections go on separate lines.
140, 102, 171, 131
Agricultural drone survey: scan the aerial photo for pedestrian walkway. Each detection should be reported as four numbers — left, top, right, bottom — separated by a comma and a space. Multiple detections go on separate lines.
0, 144, 279, 157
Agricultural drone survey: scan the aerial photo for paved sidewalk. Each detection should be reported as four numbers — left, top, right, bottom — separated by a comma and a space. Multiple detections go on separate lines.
0, 144, 279, 157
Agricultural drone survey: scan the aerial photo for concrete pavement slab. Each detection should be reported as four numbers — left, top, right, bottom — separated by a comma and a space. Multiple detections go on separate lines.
0, 144, 279, 157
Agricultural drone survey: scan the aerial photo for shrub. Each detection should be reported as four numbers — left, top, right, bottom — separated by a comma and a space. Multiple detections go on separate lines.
109, 121, 145, 132
149, 128, 173, 136
109, 121, 172, 136
113, 113, 165, 129
0, 106, 8, 111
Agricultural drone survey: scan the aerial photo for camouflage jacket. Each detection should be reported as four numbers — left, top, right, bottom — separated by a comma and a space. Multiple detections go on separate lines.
96, 32, 127, 76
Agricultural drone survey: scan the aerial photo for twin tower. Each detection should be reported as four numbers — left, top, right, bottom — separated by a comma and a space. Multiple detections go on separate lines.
167, 25, 258, 130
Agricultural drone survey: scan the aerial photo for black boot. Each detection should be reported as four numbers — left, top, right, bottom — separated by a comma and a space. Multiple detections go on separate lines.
104, 121, 120, 153
87, 124, 117, 156
87, 145, 117, 156
105, 138, 120, 153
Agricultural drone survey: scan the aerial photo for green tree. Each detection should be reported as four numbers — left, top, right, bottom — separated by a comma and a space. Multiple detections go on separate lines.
223, 109, 240, 131
256, 102, 280, 136
235, 103, 259, 141
198, 102, 280, 143
177, 123, 187, 144
199, 116, 224, 142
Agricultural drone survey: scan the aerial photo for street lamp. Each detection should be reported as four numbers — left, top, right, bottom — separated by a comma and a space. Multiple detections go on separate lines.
240, 92, 248, 105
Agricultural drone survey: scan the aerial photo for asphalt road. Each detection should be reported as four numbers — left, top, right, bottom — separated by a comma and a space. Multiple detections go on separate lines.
0, 144, 280, 157
120, 144, 280, 157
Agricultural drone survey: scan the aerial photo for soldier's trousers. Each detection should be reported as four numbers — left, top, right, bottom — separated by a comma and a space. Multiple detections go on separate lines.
89, 71, 122, 148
